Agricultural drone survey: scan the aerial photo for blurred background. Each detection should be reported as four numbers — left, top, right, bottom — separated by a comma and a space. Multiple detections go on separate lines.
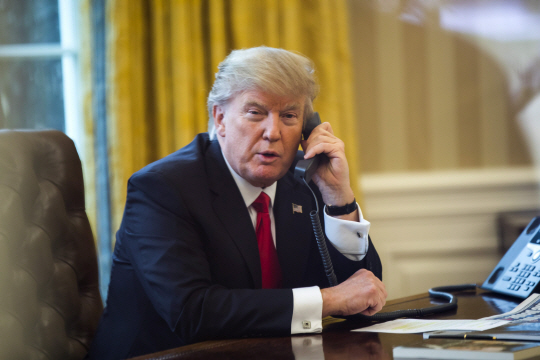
1, 0, 539, 300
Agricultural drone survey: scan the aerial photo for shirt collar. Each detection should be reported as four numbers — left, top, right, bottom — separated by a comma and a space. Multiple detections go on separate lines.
222, 151, 277, 208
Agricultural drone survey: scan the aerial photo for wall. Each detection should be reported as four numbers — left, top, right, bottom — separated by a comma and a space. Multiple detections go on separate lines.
361, 168, 540, 300
347, 0, 540, 299
347, 0, 532, 172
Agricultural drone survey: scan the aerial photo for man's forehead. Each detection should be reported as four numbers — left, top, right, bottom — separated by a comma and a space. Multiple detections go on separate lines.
237, 90, 305, 109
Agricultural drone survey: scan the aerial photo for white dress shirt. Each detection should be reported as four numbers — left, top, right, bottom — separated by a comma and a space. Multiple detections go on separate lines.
222, 155, 371, 334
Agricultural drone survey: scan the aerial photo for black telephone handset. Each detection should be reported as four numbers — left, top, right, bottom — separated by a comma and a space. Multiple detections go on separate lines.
481, 216, 540, 298
293, 112, 339, 286
294, 112, 322, 184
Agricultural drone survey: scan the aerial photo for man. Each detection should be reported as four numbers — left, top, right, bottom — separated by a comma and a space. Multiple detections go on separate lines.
88, 46, 386, 359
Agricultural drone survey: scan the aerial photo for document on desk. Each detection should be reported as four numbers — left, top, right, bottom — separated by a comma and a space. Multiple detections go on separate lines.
351, 319, 510, 334
480, 293, 540, 324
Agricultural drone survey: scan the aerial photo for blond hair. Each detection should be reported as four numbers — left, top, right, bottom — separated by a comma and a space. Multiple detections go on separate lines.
207, 46, 319, 139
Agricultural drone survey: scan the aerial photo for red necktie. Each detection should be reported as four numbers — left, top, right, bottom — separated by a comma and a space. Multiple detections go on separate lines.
251, 192, 282, 289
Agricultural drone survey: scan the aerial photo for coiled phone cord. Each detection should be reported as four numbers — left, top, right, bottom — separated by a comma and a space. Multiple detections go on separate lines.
302, 178, 478, 322
345, 283, 478, 322
302, 178, 338, 287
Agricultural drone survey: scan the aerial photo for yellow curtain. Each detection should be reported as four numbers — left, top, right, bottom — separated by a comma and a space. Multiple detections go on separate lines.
80, 0, 98, 239
107, 0, 360, 235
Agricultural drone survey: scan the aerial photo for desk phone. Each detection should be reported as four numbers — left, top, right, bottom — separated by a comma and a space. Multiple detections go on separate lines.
482, 216, 540, 299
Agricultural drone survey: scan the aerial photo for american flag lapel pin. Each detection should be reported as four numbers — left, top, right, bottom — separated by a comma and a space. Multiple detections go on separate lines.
292, 203, 302, 214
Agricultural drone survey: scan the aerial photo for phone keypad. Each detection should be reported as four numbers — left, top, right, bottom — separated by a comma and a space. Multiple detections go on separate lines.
502, 260, 538, 295
483, 221, 540, 299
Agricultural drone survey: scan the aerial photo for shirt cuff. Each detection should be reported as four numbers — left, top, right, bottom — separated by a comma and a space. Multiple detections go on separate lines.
323, 203, 370, 261
291, 286, 323, 334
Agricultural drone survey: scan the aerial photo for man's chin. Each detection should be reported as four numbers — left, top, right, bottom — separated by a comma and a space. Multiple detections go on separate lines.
241, 161, 295, 187
246, 170, 284, 188
247, 177, 279, 188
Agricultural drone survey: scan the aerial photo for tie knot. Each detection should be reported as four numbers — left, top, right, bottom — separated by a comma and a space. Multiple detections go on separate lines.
252, 192, 270, 214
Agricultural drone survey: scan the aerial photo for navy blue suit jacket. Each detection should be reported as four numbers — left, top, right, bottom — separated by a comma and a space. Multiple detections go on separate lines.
88, 133, 382, 359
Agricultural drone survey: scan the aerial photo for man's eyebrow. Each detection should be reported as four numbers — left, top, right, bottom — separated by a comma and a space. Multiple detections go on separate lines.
244, 101, 266, 109
244, 100, 302, 112
281, 102, 302, 111
243, 101, 302, 111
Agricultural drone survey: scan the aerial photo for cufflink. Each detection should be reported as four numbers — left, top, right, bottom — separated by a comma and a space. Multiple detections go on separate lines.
302, 320, 311, 329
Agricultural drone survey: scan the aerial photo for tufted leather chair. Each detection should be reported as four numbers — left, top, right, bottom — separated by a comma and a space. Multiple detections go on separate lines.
0, 130, 103, 360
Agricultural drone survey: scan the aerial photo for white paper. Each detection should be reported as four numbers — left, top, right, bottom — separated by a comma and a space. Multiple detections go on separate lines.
481, 293, 540, 323
352, 319, 509, 334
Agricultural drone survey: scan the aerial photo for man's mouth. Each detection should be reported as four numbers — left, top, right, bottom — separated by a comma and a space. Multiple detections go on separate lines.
259, 151, 278, 158
257, 151, 280, 160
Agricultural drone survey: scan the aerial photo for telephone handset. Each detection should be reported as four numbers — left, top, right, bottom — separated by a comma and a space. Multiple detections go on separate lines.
293, 112, 338, 287
481, 216, 540, 298
294, 112, 322, 184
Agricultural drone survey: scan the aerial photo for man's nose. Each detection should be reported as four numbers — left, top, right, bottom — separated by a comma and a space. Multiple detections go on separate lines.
262, 113, 281, 141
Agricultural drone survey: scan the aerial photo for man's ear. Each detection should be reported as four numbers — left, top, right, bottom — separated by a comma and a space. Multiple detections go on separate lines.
213, 104, 226, 137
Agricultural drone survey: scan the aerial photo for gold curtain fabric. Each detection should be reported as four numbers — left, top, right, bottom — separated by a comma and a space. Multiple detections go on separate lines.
107, 0, 360, 235
80, 0, 98, 238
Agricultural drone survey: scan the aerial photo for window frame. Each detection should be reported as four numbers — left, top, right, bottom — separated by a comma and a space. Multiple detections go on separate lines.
0, 0, 83, 160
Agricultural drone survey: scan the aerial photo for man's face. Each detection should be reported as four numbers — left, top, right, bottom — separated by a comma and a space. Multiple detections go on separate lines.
214, 90, 305, 188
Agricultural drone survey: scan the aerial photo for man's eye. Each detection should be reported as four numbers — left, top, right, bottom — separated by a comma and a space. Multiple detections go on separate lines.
283, 113, 297, 119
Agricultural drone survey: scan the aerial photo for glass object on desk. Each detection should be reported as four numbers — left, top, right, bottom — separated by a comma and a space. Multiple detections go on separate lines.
0, 58, 65, 131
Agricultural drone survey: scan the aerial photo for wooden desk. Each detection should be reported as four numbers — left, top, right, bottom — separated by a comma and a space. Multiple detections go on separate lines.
130, 289, 534, 359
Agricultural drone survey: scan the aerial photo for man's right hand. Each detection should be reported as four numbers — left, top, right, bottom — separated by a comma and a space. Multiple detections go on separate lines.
320, 269, 387, 318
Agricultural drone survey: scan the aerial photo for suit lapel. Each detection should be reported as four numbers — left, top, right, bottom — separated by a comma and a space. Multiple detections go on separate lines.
205, 140, 262, 288
274, 174, 314, 288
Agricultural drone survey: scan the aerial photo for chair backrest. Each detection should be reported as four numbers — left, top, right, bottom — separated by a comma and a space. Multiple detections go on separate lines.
0, 130, 103, 360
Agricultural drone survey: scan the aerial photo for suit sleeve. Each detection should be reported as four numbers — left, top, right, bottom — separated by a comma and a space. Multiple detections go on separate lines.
323, 206, 382, 280
119, 170, 293, 344
305, 182, 382, 286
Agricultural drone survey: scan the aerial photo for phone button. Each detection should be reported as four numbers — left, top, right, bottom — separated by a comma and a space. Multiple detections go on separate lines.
502, 276, 511, 281
533, 251, 540, 263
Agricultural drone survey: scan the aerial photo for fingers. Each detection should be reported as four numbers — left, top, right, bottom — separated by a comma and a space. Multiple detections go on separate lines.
304, 140, 345, 160
349, 269, 387, 316
361, 307, 380, 316
361, 279, 386, 315
302, 122, 343, 160
321, 270, 387, 318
